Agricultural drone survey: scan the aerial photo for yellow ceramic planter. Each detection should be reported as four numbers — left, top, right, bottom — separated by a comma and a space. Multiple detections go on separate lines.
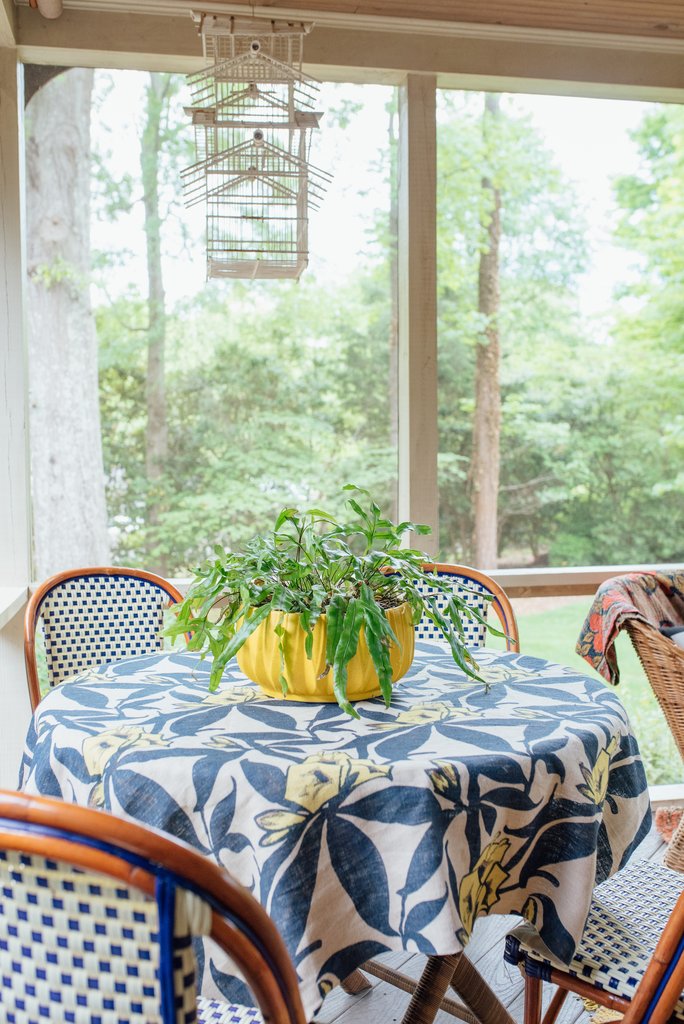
236, 602, 415, 703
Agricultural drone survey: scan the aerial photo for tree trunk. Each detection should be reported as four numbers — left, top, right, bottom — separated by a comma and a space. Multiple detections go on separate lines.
26, 68, 110, 579
471, 93, 502, 569
141, 73, 169, 574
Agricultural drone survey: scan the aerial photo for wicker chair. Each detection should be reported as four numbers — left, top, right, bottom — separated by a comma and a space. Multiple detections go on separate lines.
626, 617, 684, 872
504, 858, 684, 1024
0, 789, 307, 1024
24, 566, 184, 710
416, 562, 520, 652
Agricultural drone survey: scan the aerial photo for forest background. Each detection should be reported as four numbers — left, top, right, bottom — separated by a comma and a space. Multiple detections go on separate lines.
22, 68, 684, 781
25, 70, 684, 579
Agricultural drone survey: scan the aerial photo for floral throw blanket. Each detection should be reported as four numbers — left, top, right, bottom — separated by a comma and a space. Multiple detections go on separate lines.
576, 571, 684, 684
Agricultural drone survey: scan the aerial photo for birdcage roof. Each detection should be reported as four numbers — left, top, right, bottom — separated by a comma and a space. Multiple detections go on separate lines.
181, 136, 331, 205
188, 49, 319, 90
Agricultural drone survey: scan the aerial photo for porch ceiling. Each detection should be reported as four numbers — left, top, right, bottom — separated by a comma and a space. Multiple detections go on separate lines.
8, 0, 684, 98
11, 0, 684, 40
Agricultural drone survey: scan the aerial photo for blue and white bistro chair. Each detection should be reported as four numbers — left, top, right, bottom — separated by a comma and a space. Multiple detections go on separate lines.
0, 789, 307, 1024
24, 566, 184, 710
416, 563, 520, 652
504, 858, 684, 1024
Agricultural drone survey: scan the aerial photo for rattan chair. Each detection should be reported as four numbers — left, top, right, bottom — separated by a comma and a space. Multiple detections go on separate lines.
24, 566, 184, 710
0, 789, 307, 1024
504, 858, 684, 1024
627, 616, 684, 758
416, 562, 520, 652
626, 616, 684, 872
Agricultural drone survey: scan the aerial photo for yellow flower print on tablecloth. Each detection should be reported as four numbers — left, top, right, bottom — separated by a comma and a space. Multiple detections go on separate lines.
513, 708, 550, 721
256, 751, 391, 846
577, 736, 620, 807
428, 760, 461, 797
88, 782, 106, 808
476, 662, 542, 686
167, 684, 258, 712
458, 837, 511, 938
374, 701, 477, 729
204, 734, 239, 750
82, 725, 169, 777
201, 686, 259, 705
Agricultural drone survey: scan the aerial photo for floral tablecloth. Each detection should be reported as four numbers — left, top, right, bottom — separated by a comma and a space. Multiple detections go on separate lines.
19, 641, 651, 1018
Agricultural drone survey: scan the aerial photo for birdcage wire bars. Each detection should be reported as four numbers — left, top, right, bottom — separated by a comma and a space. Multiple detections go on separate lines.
184, 14, 330, 280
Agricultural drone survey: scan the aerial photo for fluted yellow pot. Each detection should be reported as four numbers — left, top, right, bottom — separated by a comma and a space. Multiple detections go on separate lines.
236, 602, 415, 703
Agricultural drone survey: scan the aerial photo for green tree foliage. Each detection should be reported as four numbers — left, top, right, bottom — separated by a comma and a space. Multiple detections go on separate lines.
546, 104, 684, 565
95, 78, 683, 574
436, 92, 590, 562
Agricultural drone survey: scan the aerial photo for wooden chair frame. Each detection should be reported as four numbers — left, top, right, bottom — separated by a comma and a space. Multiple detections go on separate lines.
0, 789, 307, 1024
421, 562, 520, 653
518, 882, 684, 1024
24, 565, 184, 710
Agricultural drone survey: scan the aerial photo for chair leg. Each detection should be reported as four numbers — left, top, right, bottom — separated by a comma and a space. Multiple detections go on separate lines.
523, 975, 543, 1024
540, 988, 569, 1024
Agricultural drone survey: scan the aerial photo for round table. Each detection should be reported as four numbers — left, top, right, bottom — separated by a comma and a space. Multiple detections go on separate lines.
20, 640, 651, 1019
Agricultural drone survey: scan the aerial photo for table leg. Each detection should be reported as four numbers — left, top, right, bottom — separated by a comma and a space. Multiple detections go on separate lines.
340, 969, 372, 994
397, 953, 516, 1024
341, 953, 516, 1024
360, 959, 479, 1023
448, 953, 516, 1024
401, 954, 463, 1024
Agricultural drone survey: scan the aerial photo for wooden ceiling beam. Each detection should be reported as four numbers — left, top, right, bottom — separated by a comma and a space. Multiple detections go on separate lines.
31, 0, 682, 42
13, 3, 684, 100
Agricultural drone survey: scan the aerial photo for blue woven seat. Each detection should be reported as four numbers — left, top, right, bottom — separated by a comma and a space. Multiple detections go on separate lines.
24, 566, 184, 709
0, 790, 307, 1024
415, 563, 519, 651
505, 859, 684, 1023
197, 1001, 263, 1023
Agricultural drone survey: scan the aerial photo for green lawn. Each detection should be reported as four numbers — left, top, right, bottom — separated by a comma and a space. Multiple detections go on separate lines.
510, 598, 681, 786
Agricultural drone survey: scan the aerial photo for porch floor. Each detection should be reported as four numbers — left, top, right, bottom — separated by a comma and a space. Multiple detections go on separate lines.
314, 825, 666, 1024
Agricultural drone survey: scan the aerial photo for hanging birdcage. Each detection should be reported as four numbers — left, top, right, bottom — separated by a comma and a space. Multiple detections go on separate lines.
183, 13, 330, 281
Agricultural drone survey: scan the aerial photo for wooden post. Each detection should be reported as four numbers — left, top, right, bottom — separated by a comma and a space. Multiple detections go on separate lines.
0, 46, 33, 786
397, 73, 438, 556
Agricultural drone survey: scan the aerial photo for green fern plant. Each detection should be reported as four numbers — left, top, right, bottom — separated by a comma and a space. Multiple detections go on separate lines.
165, 486, 497, 716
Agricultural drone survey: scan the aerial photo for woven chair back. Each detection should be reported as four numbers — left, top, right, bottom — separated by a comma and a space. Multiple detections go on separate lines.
0, 790, 307, 1024
24, 567, 184, 709
626, 616, 684, 873
0, 846, 199, 1023
416, 563, 519, 652
627, 618, 684, 762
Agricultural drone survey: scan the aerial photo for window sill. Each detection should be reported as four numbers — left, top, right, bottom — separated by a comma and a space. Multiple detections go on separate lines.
0, 586, 29, 631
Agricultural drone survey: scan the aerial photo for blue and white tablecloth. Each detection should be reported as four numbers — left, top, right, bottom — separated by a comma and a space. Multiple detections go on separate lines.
19, 641, 651, 1017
